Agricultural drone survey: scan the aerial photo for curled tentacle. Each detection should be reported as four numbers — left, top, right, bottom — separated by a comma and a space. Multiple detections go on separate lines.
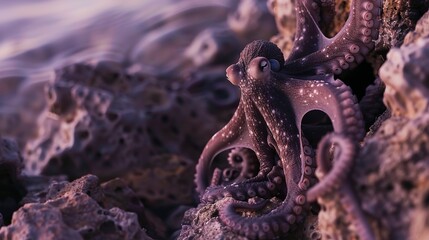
306, 133, 357, 202
340, 182, 375, 240
227, 148, 260, 180
195, 102, 251, 194
218, 192, 307, 239
215, 137, 315, 238
307, 133, 375, 240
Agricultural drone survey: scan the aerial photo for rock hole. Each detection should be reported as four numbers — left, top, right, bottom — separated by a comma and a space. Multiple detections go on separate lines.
123, 125, 132, 133
176, 96, 184, 105
99, 220, 116, 234
170, 125, 180, 135
136, 127, 143, 134
77, 130, 89, 139
161, 115, 169, 123
423, 191, 429, 208
106, 112, 119, 122
95, 151, 102, 159
400, 180, 415, 191
167, 194, 176, 200
213, 88, 230, 100
359, 184, 367, 193
385, 183, 394, 192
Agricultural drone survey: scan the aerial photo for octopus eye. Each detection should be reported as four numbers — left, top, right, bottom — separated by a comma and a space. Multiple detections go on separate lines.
259, 60, 268, 71
269, 59, 281, 72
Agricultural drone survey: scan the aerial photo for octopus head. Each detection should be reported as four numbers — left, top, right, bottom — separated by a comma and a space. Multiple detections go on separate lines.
226, 40, 284, 88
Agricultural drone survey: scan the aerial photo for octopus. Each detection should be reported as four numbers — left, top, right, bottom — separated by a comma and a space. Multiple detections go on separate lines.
195, 0, 382, 239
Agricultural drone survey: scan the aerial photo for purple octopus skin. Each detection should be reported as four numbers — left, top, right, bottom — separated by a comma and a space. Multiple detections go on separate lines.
308, 133, 375, 240
194, 0, 381, 238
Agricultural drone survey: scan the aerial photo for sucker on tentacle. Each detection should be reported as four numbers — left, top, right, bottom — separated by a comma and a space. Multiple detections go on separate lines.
284, 0, 382, 75
307, 133, 375, 240
307, 133, 357, 202
194, 0, 381, 238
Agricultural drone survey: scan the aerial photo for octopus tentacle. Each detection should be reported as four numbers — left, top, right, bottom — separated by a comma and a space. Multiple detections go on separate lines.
284, 0, 382, 75
243, 97, 277, 175
227, 148, 259, 180
340, 182, 375, 240
202, 167, 285, 203
203, 135, 314, 205
306, 133, 356, 202
280, 75, 365, 142
286, 0, 335, 61
195, 102, 253, 194
209, 148, 259, 187
214, 85, 317, 238
219, 191, 307, 239
307, 133, 374, 240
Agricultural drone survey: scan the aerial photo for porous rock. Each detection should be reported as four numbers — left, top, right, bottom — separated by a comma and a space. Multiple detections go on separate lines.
178, 198, 249, 240
178, 196, 319, 240
228, 0, 277, 41
23, 62, 220, 180
100, 178, 167, 239
1, 174, 156, 240
121, 154, 196, 208
317, 18, 429, 240
380, 38, 429, 118
403, 10, 429, 45
377, 0, 429, 50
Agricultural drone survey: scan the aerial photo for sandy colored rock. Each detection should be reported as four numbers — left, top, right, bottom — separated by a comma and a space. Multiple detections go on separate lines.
380, 38, 429, 118
377, 0, 429, 50
317, 15, 429, 240
404, 10, 429, 45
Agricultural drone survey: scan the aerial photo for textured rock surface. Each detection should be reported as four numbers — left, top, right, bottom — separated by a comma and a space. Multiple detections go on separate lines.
316, 14, 429, 240
0, 138, 26, 226
1, 174, 154, 240
178, 197, 321, 240
23, 62, 220, 180
377, 0, 429, 50
178, 199, 249, 240
121, 154, 195, 208
380, 39, 429, 118
180, 6, 429, 240
404, 11, 429, 45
